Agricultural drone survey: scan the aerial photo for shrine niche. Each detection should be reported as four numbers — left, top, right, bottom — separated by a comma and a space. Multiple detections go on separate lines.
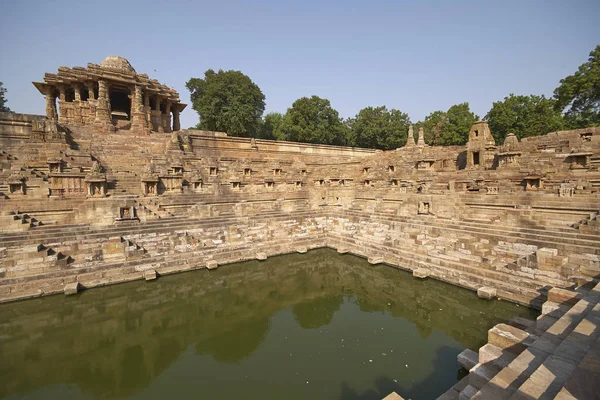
32, 56, 186, 134
85, 161, 107, 197
559, 183, 575, 197
497, 133, 521, 168
47, 158, 64, 174
467, 121, 496, 169
418, 201, 432, 214
565, 151, 592, 169
117, 206, 137, 221
30, 119, 66, 143
161, 162, 183, 193
7, 171, 27, 195
190, 173, 204, 192
141, 162, 160, 196
416, 159, 435, 171
48, 158, 86, 198
487, 186, 499, 195
523, 174, 543, 191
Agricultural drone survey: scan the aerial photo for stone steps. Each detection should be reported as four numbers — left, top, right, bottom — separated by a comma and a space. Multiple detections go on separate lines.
457, 283, 600, 399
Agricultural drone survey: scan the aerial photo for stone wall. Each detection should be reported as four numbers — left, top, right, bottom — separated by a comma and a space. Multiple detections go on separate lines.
0, 112, 599, 306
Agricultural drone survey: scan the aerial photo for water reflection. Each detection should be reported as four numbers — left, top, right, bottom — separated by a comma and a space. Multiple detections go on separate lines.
0, 249, 536, 400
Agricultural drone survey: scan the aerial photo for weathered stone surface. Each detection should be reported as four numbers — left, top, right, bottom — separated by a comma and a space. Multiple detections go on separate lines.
413, 268, 429, 278
457, 348, 478, 370
256, 252, 267, 261
477, 287, 497, 300
64, 282, 80, 296
368, 256, 383, 265
488, 323, 532, 353
144, 270, 157, 281
206, 260, 218, 270
381, 392, 404, 400
296, 247, 308, 254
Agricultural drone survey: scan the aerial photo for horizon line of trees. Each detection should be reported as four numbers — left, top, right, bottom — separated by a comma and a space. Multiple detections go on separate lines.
186, 44, 599, 149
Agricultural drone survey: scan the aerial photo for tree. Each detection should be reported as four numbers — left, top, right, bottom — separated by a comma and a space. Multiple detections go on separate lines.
346, 106, 411, 149
277, 96, 346, 145
258, 112, 284, 140
554, 45, 600, 128
0, 82, 10, 112
185, 69, 265, 137
485, 94, 564, 143
414, 103, 477, 146
443, 103, 479, 145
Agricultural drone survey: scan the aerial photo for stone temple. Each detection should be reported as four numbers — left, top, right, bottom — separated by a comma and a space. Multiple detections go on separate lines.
1, 57, 599, 399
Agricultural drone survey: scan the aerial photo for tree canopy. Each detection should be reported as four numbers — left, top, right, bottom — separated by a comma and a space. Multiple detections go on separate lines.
414, 103, 478, 146
346, 106, 410, 149
484, 94, 564, 143
0, 82, 10, 112
185, 69, 265, 137
258, 112, 284, 140
553, 45, 600, 129
277, 96, 347, 145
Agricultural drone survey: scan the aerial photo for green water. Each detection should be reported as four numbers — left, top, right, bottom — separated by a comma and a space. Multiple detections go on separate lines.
0, 249, 536, 400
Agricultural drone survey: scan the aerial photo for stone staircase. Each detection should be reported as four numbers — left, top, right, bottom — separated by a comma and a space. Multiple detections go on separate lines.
572, 211, 600, 234
444, 283, 600, 400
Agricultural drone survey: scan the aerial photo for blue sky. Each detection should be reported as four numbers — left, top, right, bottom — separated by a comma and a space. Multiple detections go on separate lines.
1, 0, 598, 130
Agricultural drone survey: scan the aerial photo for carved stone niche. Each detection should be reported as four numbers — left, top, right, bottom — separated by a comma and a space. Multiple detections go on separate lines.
265, 181, 275, 190
418, 201, 432, 215
47, 158, 63, 173
143, 180, 159, 196
524, 175, 543, 191
566, 152, 592, 169
231, 181, 241, 191
559, 183, 574, 198
161, 174, 182, 193
117, 206, 137, 221
85, 161, 107, 197
7, 172, 27, 195
486, 186, 499, 195
390, 179, 399, 186
416, 159, 435, 171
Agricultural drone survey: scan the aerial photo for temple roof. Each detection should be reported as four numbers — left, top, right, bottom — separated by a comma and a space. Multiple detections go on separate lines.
100, 56, 136, 73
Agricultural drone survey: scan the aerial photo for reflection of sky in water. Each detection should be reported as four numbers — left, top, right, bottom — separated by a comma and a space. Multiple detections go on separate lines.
0, 249, 536, 400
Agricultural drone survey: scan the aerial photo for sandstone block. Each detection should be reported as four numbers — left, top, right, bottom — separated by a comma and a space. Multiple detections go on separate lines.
382, 392, 404, 400
296, 247, 307, 254
457, 348, 478, 370
547, 287, 583, 306
256, 252, 267, 261
336, 247, 349, 254
469, 363, 500, 389
206, 260, 218, 270
477, 287, 497, 300
368, 257, 383, 265
413, 268, 429, 278
64, 282, 80, 296
488, 323, 532, 353
144, 270, 157, 281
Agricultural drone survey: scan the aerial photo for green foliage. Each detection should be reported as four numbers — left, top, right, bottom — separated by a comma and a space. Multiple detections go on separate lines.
0, 82, 10, 112
185, 69, 265, 137
414, 103, 478, 146
258, 112, 284, 140
485, 94, 564, 143
277, 96, 346, 145
554, 45, 600, 129
443, 103, 479, 145
346, 106, 411, 149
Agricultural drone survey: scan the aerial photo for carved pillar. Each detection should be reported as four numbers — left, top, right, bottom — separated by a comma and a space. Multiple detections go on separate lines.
164, 100, 172, 133
86, 82, 96, 100
57, 85, 67, 122
131, 85, 147, 131
156, 97, 164, 133
173, 106, 181, 131
94, 80, 111, 125
45, 91, 58, 120
73, 84, 81, 101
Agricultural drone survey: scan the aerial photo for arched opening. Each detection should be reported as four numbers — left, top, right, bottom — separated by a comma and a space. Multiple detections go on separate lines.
109, 87, 131, 121
65, 87, 75, 102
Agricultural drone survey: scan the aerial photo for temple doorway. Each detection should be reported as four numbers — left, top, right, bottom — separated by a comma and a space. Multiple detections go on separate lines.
109, 87, 131, 128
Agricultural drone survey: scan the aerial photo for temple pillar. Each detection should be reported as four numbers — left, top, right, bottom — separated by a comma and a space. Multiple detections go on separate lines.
156, 97, 164, 133
73, 84, 81, 101
173, 106, 181, 131
164, 100, 172, 133
94, 80, 112, 126
45, 91, 58, 120
131, 85, 148, 132
57, 85, 67, 122
86, 82, 96, 100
